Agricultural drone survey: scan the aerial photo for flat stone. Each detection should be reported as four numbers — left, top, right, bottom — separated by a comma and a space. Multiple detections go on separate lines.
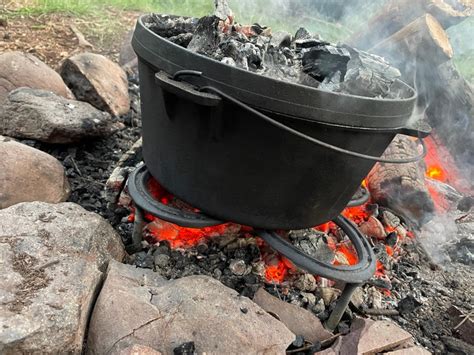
0, 51, 73, 103
339, 318, 413, 354
253, 288, 333, 344
386, 346, 431, 354
0, 202, 125, 354
61, 52, 130, 116
0, 137, 70, 208
113, 344, 162, 355
0, 88, 123, 143
87, 264, 294, 354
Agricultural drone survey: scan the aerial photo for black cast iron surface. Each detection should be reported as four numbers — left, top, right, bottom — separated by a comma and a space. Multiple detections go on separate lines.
132, 14, 430, 229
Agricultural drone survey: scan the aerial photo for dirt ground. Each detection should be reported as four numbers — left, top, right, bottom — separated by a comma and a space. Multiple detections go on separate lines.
0, 9, 138, 68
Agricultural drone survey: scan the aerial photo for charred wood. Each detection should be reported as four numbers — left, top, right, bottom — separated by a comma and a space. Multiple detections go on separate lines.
348, 0, 472, 50
370, 14, 453, 70
424, 61, 474, 168
367, 135, 435, 225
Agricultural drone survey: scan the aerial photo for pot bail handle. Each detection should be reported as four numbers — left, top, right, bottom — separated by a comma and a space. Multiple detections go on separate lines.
200, 86, 428, 164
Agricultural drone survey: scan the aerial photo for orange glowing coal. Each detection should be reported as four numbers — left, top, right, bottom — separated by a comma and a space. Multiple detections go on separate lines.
132, 176, 400, 285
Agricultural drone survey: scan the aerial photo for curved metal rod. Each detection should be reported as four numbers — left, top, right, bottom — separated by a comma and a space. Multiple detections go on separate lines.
127, 164, 223, 228
256, 215, 376, 283
200, 86, 428, 164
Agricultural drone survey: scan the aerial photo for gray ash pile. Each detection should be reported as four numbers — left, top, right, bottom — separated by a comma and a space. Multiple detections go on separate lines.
144, 10, 401, 98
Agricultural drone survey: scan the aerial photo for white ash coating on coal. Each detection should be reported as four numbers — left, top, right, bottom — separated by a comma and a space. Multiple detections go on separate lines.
144, 14, 402, 99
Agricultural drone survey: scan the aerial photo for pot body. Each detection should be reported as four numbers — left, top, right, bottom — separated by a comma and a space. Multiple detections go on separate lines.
133, 15, 419, 229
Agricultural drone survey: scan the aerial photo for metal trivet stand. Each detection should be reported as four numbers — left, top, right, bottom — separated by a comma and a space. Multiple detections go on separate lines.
127, 164, 376, 332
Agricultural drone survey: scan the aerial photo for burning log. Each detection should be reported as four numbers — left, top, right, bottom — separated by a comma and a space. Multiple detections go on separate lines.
425, 61, 474, 165
348, 0, 472, 50
367, 135, 435, 224
369, 14, 453, 70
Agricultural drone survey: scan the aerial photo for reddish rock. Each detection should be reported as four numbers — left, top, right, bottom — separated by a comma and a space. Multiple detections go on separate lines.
60, 52, 130, 116
0, 136, 70, 208
0, 51, 73, 103
114, 344, 162, 355
87, 263, 294, 354
0, 202, 125, 354
253, 288, 333, 344
339, 318, 413, 354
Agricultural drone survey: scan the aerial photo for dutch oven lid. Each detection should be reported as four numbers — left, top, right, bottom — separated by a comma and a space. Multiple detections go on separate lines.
133, 15, 418, 130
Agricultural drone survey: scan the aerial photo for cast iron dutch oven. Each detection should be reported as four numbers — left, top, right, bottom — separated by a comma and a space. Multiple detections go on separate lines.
132, 14, 430, 230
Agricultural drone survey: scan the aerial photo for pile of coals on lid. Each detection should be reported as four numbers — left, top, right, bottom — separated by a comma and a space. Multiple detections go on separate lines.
143, 1, 402, 98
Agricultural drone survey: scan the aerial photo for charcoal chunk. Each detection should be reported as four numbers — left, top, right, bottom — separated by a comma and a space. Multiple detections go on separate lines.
302, 44, 351, 82
187, 16, 221, 55
341, 47, 401, 98
147, 14, 197, 38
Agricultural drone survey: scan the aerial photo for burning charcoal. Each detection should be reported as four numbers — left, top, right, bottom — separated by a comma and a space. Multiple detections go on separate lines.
300, 292, 317, 307
134, 251, 154, 269
214, 0, 232, 20
294, 274, 317, 292
318, 287, 341, 306
154, 253, 170, 268
168, 33, 193, 47
367, 287, 383, 309
359, 216, 387, 239
173, 342, 196, 355
221, 57, 236, 66
270, 31, 292, 48
368, 277, 392, 290
187, 16, 221, 55
302, 44, 351, 82
254, 24, 272, 37
386, 232, 399, 247
229, 259, 250, 276
294, 27, 312, 40
366, 204, 380, 217
382, 210, 401, 229
147, 14, 197, 38
290, 230, 335, 264
312, 299, 326, 314
397, 295, 423, 316
341, 47, 401, 98
295, 38, 324, 49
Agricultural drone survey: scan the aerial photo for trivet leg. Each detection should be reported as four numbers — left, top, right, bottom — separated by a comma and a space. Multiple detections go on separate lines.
325, 283, 361, 332
127, 207, 145, 254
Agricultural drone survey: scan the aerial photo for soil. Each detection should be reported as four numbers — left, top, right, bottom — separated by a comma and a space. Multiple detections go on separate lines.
0, 10, 138, 68
1, 10, 473, 355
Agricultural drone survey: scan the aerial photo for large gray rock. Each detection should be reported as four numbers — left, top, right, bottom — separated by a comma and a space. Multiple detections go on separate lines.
0, 51, 73, 103
0, 88, 123, 143
61, 52, 130, 116
0, 202, 125, 354
0, 136, 70, 209
87, 262, 295, 354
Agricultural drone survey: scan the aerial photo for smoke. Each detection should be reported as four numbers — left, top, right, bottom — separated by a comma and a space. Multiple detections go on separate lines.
218, 0, 473, 262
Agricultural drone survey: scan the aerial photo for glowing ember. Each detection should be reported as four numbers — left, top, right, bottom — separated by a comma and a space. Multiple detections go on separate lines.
128, 176, 413, 286
264, 259, 288, 283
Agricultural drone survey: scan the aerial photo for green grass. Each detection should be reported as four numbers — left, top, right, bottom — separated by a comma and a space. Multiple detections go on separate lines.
6, 0, 473, 81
